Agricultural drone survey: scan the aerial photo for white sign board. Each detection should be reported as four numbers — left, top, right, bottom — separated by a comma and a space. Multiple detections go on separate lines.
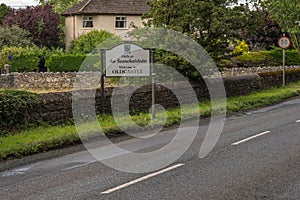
106, 43, 150, 77
278, 36, 291, 49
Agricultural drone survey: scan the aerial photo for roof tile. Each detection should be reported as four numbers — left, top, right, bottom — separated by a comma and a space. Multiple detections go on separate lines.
62, 0, 150, 16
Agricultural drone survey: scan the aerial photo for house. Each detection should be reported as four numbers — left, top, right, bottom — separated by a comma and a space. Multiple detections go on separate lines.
61, 0, 150, 49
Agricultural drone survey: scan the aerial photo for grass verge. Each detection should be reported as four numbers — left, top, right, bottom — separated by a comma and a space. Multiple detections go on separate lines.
0, 82, 300, 160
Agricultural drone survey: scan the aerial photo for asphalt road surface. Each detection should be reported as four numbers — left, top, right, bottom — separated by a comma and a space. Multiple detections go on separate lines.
0, 99, 300, 200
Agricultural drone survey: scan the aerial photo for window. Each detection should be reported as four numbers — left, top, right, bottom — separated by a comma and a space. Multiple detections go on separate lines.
115, 17, 127, 29
83, 16, 93, 28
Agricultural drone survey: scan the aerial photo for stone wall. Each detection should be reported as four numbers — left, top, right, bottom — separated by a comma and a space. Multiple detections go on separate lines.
0, 72, 112, 90
29, 70, 300, 125
1, 66, 299, 91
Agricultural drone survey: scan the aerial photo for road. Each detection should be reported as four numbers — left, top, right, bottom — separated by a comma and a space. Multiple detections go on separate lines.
0, 99, 300, 200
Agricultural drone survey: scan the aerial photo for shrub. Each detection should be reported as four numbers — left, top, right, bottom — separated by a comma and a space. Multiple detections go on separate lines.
223, 48, 300, 68
0, 90, 42, 135
232, 40, 250, 56
46, 54, 86, 72
0, 25, 33, 49
70, 30, 116, 54
268, 48, 300, 66
0, 46, 41, 72
46, 53, 99, 72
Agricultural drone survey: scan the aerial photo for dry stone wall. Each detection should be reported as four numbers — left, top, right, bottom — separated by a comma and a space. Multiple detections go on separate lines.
1, 66, 300, 91
28, 70, 300, 125
0, 72, 112, 90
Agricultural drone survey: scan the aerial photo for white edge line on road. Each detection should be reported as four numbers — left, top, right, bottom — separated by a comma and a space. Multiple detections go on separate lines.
296, 120, 300, 123
101, 163, 185, 194
231, 131, 271, 146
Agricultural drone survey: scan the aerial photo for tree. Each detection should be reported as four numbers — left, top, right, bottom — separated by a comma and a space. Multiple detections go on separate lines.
36, 0, 82, 14
0, 3, 11, 24
3, 4, 63, 48
143, 0, 243, 59
236, 4, 282, 51
263, 0, 300, 53
0, 25, 34, 49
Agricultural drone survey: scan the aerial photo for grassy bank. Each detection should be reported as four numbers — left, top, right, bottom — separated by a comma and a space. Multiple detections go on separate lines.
1, 82, 300, 160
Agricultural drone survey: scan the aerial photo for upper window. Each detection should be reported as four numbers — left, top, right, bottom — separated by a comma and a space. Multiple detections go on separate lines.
83, 16, 93, 28
115, 17, 127, 29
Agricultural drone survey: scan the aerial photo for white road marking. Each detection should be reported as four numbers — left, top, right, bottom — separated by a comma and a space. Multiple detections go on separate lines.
101, 163, 185, 194
296, 120, 300, 123
231, 131, 271, 146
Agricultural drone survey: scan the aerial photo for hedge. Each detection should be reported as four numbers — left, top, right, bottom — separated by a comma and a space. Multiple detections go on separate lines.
0, 90, 42, 135
45, 54, 100, 72
0, 46, 41, 72
220, 48, 300, 68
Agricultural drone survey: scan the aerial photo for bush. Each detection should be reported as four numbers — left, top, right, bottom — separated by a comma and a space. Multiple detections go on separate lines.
155, 50, 205, 81
46, 53, 99, 72
223, 48, 300, 68
0, 46, 41, 72
0, 25, 33, 49
268, 48, 300, 66
70, 30, 116, 54
232, 40, 250, 56
0, 90, 42, 135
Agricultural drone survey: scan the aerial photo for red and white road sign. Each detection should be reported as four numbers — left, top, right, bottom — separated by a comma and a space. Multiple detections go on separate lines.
278, 36, 291, 49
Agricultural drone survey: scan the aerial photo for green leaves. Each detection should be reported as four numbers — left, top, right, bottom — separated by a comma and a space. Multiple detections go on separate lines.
70, 30, 118, 54
0, 25, 34, 50
264, 0, 300, 53
143, 0, 245, 59
0, 90, 41, 135
0, 46, 41, 72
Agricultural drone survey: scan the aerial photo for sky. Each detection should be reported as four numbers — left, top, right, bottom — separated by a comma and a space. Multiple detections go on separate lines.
0, 0, 38, 7
0, 0, 246, 7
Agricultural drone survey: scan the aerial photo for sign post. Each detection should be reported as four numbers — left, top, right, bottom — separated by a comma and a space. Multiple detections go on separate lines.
100, 49, 105, 114
104, 43, 152, 116
151, 48, 156, 119
277, 35, 291, 86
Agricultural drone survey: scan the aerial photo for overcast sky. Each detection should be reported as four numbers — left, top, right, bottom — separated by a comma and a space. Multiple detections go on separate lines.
0, 0, 38, 7
0, 0, 246, 7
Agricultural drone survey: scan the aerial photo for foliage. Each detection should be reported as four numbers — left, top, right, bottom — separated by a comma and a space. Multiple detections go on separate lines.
3, 4, 63, 48
0, 3, 11, 24
223, 48, 300, 68
235, 1, 282, 51
238, 7, 282, 51
155, 50, 202, 80
0, 90, 41, 135
45, 53, 99, 72
263, 0, 300, 53
232, 40, 250, 55
267, 48, 300, 66
0, 46, 41, 71
0, 25, 34, 49
143, 0, 242, 59
37, 0, 82, 14
70, 30, 116, 54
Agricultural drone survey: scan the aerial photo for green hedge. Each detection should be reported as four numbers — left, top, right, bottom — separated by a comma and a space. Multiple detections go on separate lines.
0, 90, 42, 135
0, 46, 41, 72
221, 48, 300, 68
45, 54, 100, 72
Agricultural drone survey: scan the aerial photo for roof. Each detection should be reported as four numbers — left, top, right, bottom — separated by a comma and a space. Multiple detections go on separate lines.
61, 0, 150, 16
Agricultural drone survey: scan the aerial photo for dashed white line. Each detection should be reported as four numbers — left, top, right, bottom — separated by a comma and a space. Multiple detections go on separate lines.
296, 120, 300, 123
101, 163, 185, 194
231, 131, 271, 146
